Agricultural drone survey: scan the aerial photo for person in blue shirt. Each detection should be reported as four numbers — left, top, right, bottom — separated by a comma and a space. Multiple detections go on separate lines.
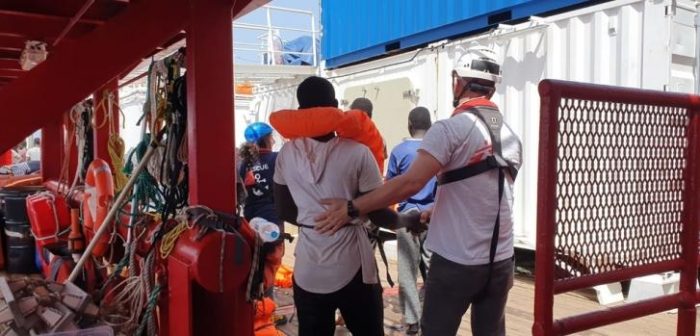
386, 106, 436, 335
238, 122, 283, 297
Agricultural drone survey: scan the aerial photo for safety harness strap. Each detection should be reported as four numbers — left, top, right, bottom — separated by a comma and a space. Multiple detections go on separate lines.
473, 167, 505, 301
437, 106, 517, 186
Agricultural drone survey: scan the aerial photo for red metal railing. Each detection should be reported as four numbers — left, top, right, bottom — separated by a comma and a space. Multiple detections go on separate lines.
533, 79, 700, 336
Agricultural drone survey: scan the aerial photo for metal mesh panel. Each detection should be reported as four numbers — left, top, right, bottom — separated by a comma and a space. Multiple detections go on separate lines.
554, 99, 689, 281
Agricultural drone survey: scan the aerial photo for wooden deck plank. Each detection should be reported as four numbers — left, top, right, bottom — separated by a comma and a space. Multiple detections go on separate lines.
276, 225, 698, 335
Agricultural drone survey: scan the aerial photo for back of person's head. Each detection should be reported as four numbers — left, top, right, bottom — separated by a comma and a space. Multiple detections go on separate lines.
297, 76, 338, 109
350, 97, 373, 119
408, 106, 432, 132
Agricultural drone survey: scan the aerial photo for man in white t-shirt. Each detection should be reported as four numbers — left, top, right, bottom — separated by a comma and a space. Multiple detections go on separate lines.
315, 47, 522, 336
26, 138, 41, 161
273, 76, 397, 336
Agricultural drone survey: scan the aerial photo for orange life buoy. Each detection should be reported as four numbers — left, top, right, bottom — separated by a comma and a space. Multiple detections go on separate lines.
82, 159, 114, 258
269, 107, 385, 169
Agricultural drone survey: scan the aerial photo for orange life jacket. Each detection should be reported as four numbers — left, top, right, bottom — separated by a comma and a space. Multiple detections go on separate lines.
270, 107, 385, 170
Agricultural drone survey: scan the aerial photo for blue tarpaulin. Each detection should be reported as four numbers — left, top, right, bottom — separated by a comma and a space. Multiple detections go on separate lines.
282, 36, 317, 65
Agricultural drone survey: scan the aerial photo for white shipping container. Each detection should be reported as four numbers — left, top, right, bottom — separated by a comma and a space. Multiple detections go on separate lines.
248, 0, 698, 250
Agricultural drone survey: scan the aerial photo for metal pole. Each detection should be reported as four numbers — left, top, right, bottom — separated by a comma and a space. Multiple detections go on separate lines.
310, 11, 317, 67
65, 141, 159, 283
266, 7, 273, 65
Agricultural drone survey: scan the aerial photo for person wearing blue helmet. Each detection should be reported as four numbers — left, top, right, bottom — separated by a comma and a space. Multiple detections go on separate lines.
238, 121, 283, 298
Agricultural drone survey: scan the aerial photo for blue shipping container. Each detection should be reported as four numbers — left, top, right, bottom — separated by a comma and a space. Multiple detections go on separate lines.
322, 0, 593, 68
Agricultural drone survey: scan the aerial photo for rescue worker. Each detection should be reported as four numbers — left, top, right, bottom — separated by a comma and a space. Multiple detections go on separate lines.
238, 122, 283, 297
315, 46, 522, 336
385, 106, 436, 335
273, 76, 397, 336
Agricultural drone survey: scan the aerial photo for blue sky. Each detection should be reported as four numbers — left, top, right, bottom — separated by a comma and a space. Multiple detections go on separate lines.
234, 0, 321, 64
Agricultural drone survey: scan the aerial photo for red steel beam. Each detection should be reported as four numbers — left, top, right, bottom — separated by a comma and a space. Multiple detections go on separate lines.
0, 0, 189, 154
0, 0, 126, 23
0, 49, 20, 59
52, 0, 97, 47
0, 58, 21, 70
0, 11, 96, 41
0, 35, 26, 50
0, 69, 23, 79
0, 9, 103, 26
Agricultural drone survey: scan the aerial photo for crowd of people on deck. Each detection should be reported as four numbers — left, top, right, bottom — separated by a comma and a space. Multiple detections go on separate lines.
237, 46, 522, 336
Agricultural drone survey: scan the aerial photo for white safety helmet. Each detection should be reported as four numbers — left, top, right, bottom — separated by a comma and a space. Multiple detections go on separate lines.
453, 46, 502, 83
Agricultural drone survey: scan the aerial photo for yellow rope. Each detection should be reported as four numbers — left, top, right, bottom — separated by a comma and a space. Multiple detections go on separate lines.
159, 218, 189, 259
108, 134, 129, 192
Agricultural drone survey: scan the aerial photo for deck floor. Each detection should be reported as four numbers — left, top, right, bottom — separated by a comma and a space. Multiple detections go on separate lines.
273, 226, 699, 335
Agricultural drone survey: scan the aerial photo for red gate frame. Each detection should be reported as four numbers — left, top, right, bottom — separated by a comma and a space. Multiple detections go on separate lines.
533, 79, 700, 336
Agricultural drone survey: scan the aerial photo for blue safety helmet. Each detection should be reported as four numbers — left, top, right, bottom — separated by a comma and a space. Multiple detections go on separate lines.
244, 122, 273, 143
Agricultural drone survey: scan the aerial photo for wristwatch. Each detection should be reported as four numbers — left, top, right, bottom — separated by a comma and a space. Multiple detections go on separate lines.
347, 200, 360, 219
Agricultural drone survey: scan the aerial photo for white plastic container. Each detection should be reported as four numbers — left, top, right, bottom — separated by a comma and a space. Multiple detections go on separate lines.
249, 217, 281, 243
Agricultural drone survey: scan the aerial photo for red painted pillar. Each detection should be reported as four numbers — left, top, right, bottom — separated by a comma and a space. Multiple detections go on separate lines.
92, 80, 119, 171
186, 2, 253, 336
41, 120, 63, 181
0, 151, 11, 166
186, 1, 235, 213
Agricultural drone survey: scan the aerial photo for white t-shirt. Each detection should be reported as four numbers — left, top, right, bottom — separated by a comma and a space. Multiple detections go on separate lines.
420, 111, 522, 266
274, 137, 383, 294
27, 147, 41, 161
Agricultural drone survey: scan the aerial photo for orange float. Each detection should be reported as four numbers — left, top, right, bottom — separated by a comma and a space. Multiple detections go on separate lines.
82, 159, 115, 258
270, 107, 385, 169
26, 192, 71, 249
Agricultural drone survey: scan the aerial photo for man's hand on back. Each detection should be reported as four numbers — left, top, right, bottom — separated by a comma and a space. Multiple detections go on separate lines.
315, 198, 352, 235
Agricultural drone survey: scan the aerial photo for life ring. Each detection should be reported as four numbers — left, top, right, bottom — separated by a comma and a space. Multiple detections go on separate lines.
82, 159, 114, 258
270, 107, 385, 169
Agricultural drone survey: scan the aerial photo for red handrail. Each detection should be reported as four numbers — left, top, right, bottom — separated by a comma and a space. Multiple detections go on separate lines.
533, 79, 700, 336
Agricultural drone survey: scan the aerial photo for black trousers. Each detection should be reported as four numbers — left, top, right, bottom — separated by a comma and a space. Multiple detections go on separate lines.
293, 269, 384, 336
421, 253, 514, 336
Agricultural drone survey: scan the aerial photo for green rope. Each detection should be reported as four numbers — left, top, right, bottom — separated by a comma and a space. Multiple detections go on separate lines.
124, 135, 166, 213
135, 283, 162, 336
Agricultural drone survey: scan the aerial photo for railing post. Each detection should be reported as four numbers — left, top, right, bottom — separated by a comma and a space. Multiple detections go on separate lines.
311, 12, 317, 66
266, 6, 273, 65
677, 99, 700, 336
533, 80, 560, 336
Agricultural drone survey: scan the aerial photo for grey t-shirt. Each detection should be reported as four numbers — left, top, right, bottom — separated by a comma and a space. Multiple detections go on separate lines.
274, 137, 383, 293
420, 112, 522, 266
